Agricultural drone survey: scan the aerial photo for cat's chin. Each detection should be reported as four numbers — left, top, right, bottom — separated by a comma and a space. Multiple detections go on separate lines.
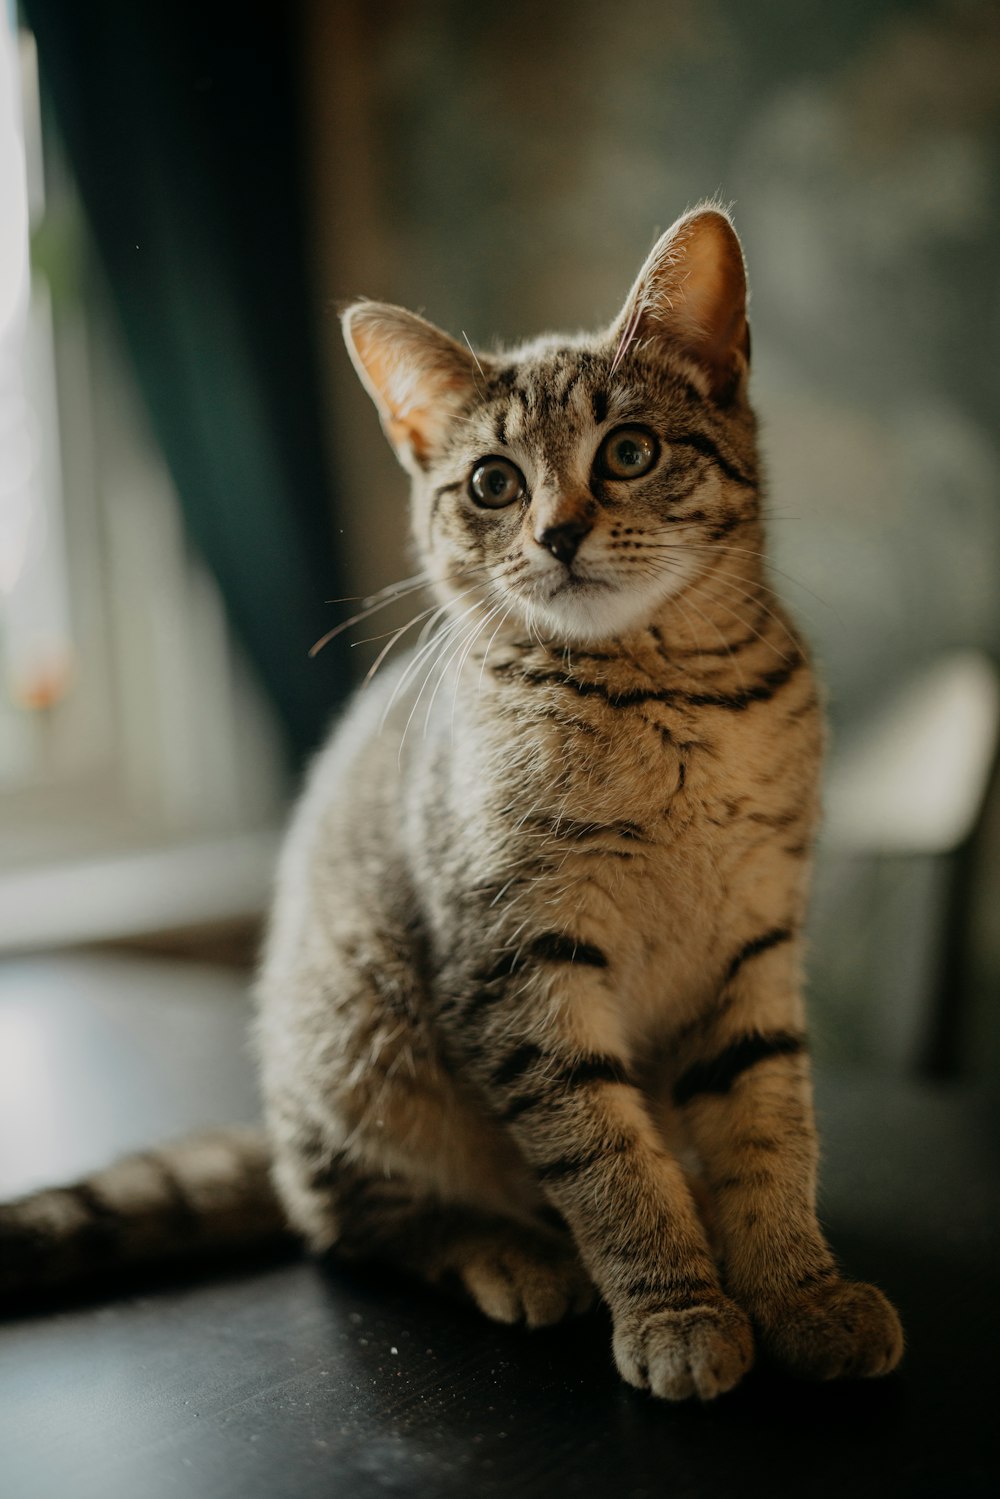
517, 576, 680, 647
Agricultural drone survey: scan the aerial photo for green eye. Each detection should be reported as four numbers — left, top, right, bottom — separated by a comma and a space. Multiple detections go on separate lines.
469, 457, 525, 509
597, 426, 658, 480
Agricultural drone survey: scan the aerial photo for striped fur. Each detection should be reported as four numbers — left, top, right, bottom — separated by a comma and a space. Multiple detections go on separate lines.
257, 207, 902, 1398
0, 1130, 287, 1305
1, 207, 902, 1397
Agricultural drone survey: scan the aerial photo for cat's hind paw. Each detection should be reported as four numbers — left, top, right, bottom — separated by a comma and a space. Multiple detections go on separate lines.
759, 1278, 904, 1381
613, 1296, 754, 1401
456, 1233, 595, 1328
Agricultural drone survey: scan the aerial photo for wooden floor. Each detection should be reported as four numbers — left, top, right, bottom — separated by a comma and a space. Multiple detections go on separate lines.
1, 953, 998, 1499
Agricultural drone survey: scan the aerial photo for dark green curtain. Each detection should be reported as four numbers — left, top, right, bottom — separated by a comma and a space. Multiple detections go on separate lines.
22, 0, 349, 765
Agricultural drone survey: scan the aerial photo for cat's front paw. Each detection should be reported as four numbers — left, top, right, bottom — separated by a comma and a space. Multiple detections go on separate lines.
758, 1278, 903, 1381
613, 1295, 754, 1401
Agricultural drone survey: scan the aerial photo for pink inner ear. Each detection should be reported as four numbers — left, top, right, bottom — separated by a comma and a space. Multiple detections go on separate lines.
679, 219, 748, 368
344, 302, 481, 463
613, 209, 749, 398
386, 407, 437, 463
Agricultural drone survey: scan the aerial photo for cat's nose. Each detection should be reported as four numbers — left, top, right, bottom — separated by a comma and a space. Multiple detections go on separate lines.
538, 519, 591, 565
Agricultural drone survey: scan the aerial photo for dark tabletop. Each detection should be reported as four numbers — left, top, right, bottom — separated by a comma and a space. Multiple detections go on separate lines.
1, 953, 997, 1499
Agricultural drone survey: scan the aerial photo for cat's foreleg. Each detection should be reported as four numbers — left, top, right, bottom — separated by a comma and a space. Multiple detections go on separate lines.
673, 937, 904, 1380
469, 992, 755, 1401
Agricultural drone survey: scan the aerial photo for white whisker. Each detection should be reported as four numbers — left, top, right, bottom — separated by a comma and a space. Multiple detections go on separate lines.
309, 576, 434, 658
395, 599, 486, 761
360, 603, 441, 687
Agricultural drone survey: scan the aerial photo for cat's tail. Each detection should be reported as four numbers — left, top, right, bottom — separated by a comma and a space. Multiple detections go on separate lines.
0, 1127, 293, 1313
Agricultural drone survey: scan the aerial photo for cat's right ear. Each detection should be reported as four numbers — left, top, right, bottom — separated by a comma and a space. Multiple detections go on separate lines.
342, 302, 483, 474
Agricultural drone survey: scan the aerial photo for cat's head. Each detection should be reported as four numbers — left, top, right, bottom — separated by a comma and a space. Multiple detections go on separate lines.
342, 204, 757, 646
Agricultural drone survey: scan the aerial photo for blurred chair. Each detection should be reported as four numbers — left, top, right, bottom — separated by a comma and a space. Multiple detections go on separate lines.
821, 650, 1000, 1077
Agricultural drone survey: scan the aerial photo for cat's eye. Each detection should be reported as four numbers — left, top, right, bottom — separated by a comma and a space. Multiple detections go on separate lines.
596, 426, 659, 480
469, 457, 525, 509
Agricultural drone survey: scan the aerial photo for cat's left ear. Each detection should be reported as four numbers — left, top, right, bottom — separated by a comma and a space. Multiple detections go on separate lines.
342, 301, 483, 473
609, 205, 750, 403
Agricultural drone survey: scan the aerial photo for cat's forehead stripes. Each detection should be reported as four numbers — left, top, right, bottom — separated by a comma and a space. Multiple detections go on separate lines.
479, 352, 634, 460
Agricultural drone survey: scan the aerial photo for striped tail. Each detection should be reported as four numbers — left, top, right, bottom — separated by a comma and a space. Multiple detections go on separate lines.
0, 1127, 293, 1311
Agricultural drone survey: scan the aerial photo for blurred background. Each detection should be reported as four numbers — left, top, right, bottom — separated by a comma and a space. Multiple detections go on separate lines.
0, 0, 998, 1100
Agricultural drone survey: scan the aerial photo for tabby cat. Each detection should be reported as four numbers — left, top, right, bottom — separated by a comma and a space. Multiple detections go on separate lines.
0, 205, 902, 1401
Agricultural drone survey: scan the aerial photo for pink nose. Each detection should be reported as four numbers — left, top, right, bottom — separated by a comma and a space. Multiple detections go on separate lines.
538, 519, 591, 565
